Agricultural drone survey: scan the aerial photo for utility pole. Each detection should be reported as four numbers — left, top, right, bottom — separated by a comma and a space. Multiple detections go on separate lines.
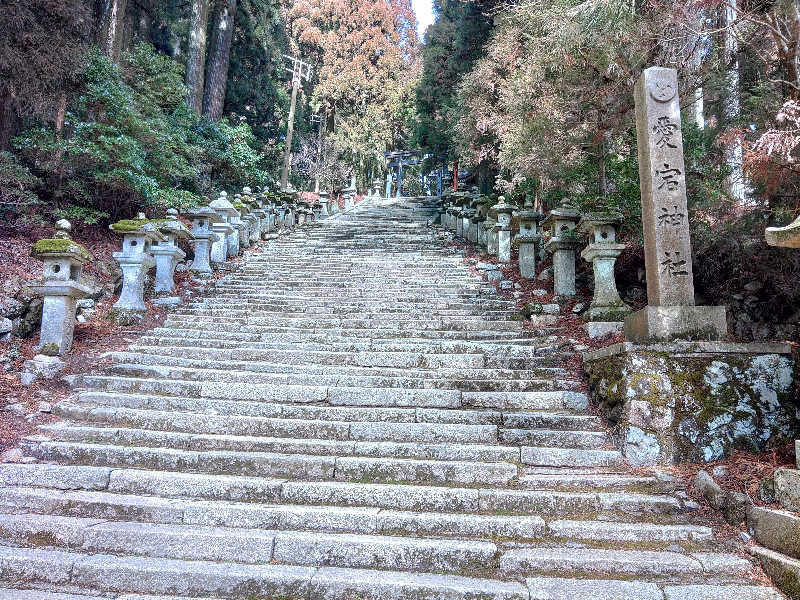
310, 113, 324, 192
280, 54, 312, 191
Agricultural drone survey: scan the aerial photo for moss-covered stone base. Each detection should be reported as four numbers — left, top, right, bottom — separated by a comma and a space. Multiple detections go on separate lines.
583, 342, 798, 465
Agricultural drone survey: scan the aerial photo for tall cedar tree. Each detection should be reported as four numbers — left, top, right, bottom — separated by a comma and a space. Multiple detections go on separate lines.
98, 0, 129, 62
186, 0, 211, 114
203, 0, 238, 120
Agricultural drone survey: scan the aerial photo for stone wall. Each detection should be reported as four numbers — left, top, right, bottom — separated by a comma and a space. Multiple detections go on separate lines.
583, 342, 798, 465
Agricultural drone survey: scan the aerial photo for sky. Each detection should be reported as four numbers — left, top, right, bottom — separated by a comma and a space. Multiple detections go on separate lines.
412, 0, 435, 40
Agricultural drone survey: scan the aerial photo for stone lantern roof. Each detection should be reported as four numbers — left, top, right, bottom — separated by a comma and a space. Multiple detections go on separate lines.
33, 220, 91, 263
158, 209, 194, 240
187, 206, 221, 224
210, 191, 238, 216
577, 210, 623, 235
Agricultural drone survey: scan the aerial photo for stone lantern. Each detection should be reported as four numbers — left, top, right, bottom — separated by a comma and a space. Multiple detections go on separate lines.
476, 197, 489, 248
442, 190, 454, 230
453, 192, 467, 238
372, 178, 383, 199
484, 202, 498, 255
29, 220, 93, 354
542, 199, 582, 297
251, 192, 268, 240
343, 185, 357, 210
277, 198, 288, 233
578, 211, 631, 321
231, 195, 250, 250
319, 191, 330, 218
517, 195, 543, 279
151, 209, 193, 296
242, 187, 261, 244
492, 196, 514, 263
210, 191, 240, 258
110, 215, 165, 321
186, 207, 220, 275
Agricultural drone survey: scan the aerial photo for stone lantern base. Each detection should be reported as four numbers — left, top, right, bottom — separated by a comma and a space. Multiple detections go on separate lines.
29, 281, 92, 355
624, 305, 728, 342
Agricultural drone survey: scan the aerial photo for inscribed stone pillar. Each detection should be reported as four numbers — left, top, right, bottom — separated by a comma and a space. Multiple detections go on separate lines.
625, 67, 727, 341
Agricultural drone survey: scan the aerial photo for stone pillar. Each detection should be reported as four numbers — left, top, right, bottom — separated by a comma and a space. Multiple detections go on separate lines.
493, 197, 514, 264
517, 196, 542, 279
578, 212, 631, 321
542, 200, 581, 297
110, 218, 164, 320
29, 220, 93, 354
188, 207, 220, 275
625, 66, 726, 341
152, 209, 192, 295
385, 173, 392, 199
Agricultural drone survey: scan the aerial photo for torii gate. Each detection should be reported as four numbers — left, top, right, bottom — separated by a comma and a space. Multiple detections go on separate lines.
384, 150, 423, 198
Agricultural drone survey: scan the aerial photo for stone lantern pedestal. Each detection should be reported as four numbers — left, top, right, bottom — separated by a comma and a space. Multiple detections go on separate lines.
187, 207, 220, 275
153, 209, 192, 295
492, 197, 514, 264
29, 220, 93, 355
542, 201, 581, 297
110, 217, 165, 322
517, 196, 543, 279
578, 211, 631, 323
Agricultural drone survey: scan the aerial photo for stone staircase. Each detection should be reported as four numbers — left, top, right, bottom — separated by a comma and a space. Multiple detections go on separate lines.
0, 197, 782, 599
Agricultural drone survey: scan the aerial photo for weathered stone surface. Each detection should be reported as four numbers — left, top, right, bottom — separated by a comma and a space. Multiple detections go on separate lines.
527, 577, 662, 600
583, 343, 797, 464
748, 506, 800, 560
751, 546, 800, 600
774, 467, 800, 512
662, 585, 784, 600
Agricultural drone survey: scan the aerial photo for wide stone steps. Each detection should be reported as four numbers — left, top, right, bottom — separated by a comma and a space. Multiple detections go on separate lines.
1, 197, 779, 599
45, 406, 610, 449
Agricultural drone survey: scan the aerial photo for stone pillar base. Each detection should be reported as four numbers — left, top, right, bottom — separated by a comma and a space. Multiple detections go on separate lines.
583, 342, 797, 465
624, 305, 727, 342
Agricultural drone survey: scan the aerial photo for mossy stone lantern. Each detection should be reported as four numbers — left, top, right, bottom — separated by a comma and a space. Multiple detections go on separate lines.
152, 209, 193, 295
542, 199, 582, 296
187, 207, 220, 275
110, 215, 165, 320
30, 220, 93, 354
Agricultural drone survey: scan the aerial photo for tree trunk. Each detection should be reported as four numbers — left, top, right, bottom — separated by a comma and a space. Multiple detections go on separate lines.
722, 0, 746, 203
202, 0, 237, 121
0, 90, 19, 151
186, 0, 210, 115
98, 0, 129, 62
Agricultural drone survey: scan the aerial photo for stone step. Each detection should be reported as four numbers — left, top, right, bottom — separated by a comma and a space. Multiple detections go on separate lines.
105, 362, 576, 393
76, 377, 587, 411
0, 513, 499, 574
41, 424, 525, 463
524, 578, 783, 600
50, 405, 505, 443
0, 546, 530, 599
499, 547, 754, 578
750, 546, 800, 600
23, 439, 519, 485
110, 350, 576, 384
0, 481, 700, 546
0, 472, 684, 518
